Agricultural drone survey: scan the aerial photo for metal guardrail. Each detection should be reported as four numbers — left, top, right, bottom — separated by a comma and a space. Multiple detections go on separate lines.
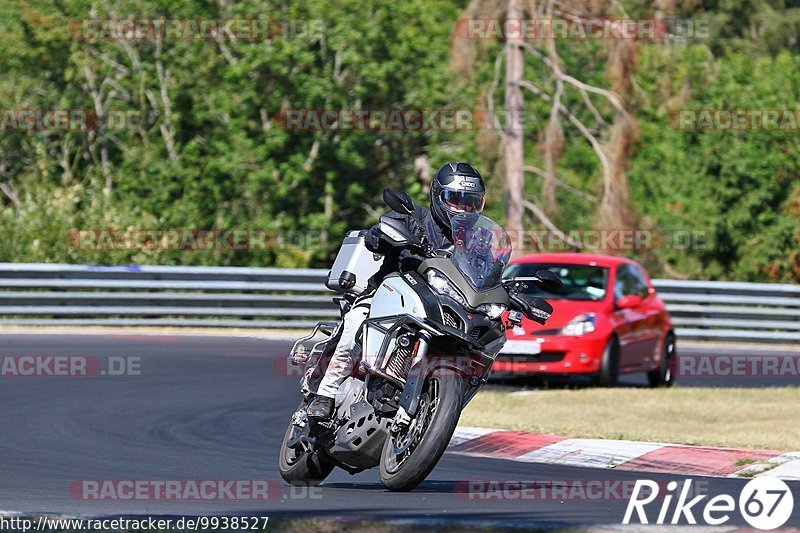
0, 263, 797, 342
0, 263, 332, 330
651, 279, 800, 343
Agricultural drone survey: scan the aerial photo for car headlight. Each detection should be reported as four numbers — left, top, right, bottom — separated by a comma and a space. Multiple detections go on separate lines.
475, 304, 507, 319
425, 270, 467, 306
561, 313, 596, 336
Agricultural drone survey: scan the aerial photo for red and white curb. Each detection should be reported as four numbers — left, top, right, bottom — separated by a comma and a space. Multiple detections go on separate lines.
448, 427, 800, 480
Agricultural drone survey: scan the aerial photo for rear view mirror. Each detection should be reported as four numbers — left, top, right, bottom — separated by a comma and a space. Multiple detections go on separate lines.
383, 188, 415, 215
534, 269, 564, 293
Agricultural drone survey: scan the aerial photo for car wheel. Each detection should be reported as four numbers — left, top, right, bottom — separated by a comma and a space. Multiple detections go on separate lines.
593, 336, 619, 387
648, 333, 676, 388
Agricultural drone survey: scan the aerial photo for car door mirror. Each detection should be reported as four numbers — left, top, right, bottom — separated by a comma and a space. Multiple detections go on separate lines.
616, 294, 643, 309
383, 188, 415, 215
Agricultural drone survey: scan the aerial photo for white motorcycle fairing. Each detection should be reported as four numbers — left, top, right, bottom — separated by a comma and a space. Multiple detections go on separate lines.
362, 273, 433, 369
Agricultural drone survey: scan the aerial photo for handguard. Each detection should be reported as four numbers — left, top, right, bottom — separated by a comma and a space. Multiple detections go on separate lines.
508, 293, 553, 325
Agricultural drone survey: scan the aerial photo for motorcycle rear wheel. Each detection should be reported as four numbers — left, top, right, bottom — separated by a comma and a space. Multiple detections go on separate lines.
278, 402, 336, 486
379, 368, 463, 492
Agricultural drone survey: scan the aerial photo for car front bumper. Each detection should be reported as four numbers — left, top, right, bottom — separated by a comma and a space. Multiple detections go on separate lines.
492, 334, 607, 376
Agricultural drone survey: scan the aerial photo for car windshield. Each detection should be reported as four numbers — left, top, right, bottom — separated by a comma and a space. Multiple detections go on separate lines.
504, 263, 608, 301
450, 213, 512, 291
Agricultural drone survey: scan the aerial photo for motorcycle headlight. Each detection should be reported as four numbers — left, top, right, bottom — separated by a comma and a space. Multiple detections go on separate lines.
475, 304, 507, 319
561, 313, 596, 336
425, 270, 467, 306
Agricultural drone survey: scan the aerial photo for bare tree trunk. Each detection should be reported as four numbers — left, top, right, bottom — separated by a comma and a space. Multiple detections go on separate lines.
599, 111, 636, 231
321, 178, 333, 247
59, 136, 74, 184
542, 114, 562, 214
0, 182, 20, 208
541, 0, 562, 215
503, 0, 526, 243
414, 154, 432, 193
154, 35, 179, 163
599, 36, 638, 235
83, 64, 112, 196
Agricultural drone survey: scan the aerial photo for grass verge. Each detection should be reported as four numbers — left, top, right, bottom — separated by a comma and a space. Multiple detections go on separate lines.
459, 387, 800, 450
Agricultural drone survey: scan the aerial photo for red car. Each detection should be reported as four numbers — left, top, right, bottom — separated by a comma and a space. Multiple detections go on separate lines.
495, 253, 677, 387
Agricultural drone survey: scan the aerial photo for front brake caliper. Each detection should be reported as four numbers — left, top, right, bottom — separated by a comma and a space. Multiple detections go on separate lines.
390, 406, 412, 433
291, 408, 307, 428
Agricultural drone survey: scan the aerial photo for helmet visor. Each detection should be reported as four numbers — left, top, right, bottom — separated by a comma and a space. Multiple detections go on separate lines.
440, 189, 485, 213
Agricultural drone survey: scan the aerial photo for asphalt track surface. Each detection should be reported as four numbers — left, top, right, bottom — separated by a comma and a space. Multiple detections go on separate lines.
1, 333, 799, 528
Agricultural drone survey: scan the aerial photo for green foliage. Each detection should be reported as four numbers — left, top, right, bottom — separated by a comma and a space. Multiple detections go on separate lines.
632, 46, 800, 281
0, 0, 797, 282
0, 0, 463, 267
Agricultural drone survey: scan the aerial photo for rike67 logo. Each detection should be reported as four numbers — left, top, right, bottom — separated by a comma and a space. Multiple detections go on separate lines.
624, 477, 794, 530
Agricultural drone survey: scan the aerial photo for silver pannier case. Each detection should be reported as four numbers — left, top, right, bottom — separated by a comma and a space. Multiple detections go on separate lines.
325, 230, 384, 295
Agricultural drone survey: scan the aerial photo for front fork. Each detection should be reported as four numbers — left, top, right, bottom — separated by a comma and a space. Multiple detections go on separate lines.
391, 331, 432, 431
392, 329, 497, 432
398, 331, 432, 415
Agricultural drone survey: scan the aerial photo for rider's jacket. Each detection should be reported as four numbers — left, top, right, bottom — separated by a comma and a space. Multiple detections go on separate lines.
364, 205, 453, 292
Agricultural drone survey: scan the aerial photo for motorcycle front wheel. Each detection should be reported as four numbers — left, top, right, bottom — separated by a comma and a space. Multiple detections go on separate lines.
278, 402, 336, 486
379, 368, 464, 491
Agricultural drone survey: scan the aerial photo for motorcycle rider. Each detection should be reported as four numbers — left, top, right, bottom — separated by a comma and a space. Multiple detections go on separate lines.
306, 162, 487, 420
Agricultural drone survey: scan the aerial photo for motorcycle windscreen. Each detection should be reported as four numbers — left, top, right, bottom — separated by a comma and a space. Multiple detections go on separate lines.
450, 213, 512, 291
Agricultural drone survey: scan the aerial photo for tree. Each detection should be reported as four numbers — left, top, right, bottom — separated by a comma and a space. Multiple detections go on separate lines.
453, 0, 639, 252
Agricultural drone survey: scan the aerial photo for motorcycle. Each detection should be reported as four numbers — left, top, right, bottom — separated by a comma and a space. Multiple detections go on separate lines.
279, 188, 562, 491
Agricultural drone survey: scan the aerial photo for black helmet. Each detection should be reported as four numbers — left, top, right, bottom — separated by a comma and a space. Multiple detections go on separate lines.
430, 162, 486, 228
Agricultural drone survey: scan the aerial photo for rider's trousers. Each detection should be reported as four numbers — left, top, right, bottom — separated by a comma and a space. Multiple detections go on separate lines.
316, 297, 372, 398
